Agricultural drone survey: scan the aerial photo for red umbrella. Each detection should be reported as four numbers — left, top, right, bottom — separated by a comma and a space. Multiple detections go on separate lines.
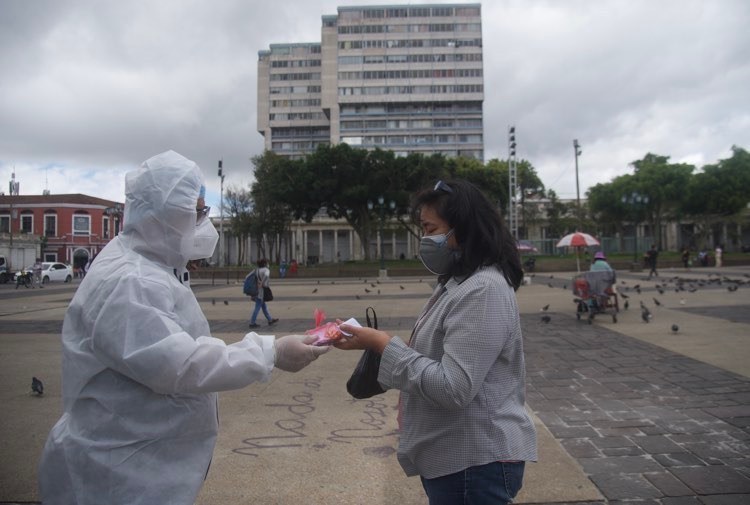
556, 232, 600, 272
555, 232, 600, 248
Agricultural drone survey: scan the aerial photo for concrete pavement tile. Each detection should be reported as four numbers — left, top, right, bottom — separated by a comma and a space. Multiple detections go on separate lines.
699, 495, 750, 505
589, 435, 637, 449
669, 465, 750, 495
631, 435, 686, 454
661, 498, 703, 505
546, 425, 599, 439
589, 473, 662, 500
601, 447, 646, 457
580, 455, 664, 475
644, 471, 695, 497
560, 438, 602, 458
653, 453, 708, 468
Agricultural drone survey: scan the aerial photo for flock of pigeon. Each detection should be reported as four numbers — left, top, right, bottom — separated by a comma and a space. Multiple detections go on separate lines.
537, 271, 749, 333
31, 272, 747, 397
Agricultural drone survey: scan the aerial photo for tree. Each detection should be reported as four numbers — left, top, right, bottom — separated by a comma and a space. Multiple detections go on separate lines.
681, 146, 750, 248
223, 185, 253, 265
630, 153, 694, 248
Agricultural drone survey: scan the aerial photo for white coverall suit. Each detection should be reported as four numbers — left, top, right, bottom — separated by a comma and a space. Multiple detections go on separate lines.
38, 151, 279, 503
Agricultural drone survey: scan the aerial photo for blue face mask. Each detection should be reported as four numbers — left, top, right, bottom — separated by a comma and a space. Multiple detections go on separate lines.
419, 229, 456, 275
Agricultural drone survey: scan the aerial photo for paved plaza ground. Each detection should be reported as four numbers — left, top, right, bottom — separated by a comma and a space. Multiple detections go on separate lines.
1, 265, 749, 504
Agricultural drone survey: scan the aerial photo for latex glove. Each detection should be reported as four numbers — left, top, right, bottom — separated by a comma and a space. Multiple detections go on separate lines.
274, 334, 330, 372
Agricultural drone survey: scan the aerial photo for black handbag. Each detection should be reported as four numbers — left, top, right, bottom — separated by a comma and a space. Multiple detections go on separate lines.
346, 307, 386, 399
263, 286, 274, 302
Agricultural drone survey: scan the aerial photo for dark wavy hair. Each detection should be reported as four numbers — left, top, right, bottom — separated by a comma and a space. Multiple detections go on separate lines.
411, 179, 523, 290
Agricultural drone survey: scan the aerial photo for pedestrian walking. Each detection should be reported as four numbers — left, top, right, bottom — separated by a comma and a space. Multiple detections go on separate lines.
646, 244, 659, 278
249, 258, 279, 328
715, 244, 723, 268
32, 258, 44, 288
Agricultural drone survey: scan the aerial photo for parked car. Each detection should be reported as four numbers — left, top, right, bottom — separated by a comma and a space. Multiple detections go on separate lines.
516, 240, 539, 254
42, 262, 73, 283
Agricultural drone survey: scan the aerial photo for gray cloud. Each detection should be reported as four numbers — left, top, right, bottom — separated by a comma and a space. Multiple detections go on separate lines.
1, 0, 748, 206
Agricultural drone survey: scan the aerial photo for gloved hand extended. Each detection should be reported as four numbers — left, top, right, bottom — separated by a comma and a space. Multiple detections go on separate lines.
274, 335, 330, 372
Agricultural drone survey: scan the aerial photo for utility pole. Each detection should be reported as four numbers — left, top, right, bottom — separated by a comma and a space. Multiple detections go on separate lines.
218, 160, 225, 267
573, 139, 582, 230
8, 171, 19, 248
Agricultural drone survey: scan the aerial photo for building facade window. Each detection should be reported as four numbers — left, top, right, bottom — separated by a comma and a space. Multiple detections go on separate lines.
44, 213, 57, 237
21, 213, 33, 234
73, 214, 91, 236
0, 214, 9, 233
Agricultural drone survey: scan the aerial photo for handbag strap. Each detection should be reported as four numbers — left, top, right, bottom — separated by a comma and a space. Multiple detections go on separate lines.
365, 306, 378, 329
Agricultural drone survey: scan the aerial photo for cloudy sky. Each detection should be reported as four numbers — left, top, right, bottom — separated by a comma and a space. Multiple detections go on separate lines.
1, 0, 748, 211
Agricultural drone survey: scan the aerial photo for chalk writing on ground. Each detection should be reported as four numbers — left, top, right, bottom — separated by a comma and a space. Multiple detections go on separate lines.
232, 377, 321, 457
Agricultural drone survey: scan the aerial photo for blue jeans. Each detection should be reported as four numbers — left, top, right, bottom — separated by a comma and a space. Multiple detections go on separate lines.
420, 461, 525, 505
251, 298, 273, 324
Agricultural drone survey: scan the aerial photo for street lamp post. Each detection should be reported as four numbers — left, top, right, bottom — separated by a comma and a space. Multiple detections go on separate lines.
218, 160, 225, 268
368, 196, 395, 276
573, 139, 582, 230
621, 192, 649, 269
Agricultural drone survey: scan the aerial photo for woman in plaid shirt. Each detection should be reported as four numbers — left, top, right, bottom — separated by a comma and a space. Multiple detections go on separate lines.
338, 179, 537, 504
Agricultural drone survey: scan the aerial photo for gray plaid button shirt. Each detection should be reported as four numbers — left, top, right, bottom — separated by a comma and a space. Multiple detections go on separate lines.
379, 266, 538, 478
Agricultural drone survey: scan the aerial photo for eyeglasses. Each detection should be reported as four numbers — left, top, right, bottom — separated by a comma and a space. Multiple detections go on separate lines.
434, 180, 454, 194
196, 206, 210, 224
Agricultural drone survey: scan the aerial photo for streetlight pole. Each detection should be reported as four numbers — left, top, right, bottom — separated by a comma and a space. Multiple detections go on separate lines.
573, 139, 582, 230
621, 192, 649, 269
368, 196, 395, 277
218, 160, 225, 268
508, 126, 518, 240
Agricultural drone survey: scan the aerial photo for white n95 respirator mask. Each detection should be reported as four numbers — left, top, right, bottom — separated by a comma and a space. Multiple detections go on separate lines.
188, 218, 219, 260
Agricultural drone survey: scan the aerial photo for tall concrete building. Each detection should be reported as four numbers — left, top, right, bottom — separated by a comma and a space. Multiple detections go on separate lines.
258, 3, 484, 161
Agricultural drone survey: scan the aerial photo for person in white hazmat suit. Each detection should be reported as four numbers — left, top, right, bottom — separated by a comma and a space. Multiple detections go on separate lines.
38, 150, 329, 504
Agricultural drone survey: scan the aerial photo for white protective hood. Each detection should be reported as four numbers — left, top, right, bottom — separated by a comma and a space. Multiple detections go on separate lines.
37, 150, 276, 505
121, 150, 202, 269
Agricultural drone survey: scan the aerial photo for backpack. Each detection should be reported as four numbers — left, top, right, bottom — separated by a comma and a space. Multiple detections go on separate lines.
243, 270, 259, 297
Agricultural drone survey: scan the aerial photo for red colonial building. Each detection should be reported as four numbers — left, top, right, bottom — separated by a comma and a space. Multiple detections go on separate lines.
0, 193, 124, 270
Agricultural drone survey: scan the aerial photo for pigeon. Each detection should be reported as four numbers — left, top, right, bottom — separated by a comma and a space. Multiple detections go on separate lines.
547, 283, 553, 288
364, 288, 371, 293
562, 284, 567, 290
400, 285, 405, 290
653, 297, 662, 307
680, 298, 686, 305
211, 299, 216, 305
541, 304, 550, 312
371, 283, 377, 288
541, 315, 551, 323
728, 285, 738, 292
624, 300, 629, 310
636, 287, 642, 295
355, 295, 361, 300
312, 288, 318, 293
32, 377, 44, 395
223, 300, 229, 306
671, 324, 679, 333
377, 289, 381, 295
620, 292, 629, 299
657, 288, 665, 295
641, 310, 652, 323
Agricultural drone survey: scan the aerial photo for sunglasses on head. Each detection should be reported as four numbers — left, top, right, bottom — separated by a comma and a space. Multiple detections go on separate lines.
434, 180, 454, 194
